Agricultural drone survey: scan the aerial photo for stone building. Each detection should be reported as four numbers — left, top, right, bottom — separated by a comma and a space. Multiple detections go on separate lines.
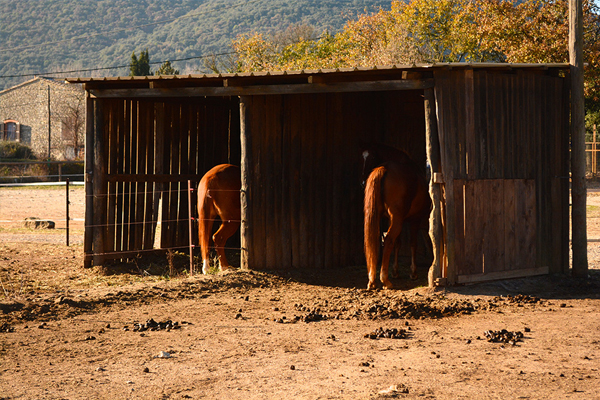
0, 77, 85, 160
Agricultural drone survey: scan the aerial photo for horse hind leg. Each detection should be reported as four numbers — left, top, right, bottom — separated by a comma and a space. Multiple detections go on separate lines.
198, 204, 215, 275
408, 220, 420, 280
391, 238, 400, 279
381, 218, 403, 289
212, 220, 240, 271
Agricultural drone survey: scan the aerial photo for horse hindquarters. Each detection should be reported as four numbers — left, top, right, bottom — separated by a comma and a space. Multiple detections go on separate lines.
380, 168, 419, 287
364, 166, 386, 290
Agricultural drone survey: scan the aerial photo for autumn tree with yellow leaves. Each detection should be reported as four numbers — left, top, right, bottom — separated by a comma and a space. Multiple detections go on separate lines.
231, 0, 600, 133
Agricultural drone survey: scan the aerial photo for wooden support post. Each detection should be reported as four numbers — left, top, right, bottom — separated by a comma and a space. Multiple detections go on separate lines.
84, 94, 94, 268
570, 0, 588, 277
240, 96, 253, 270
424, 88, 444, 287
594, 124, 597, 175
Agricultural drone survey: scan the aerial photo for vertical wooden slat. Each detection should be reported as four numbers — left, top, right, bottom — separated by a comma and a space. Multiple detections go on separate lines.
141, 101, 155, 249
93, 99, 106, 266
560, 75, 571, 273
464, 68, 476, 179
289, 95, 302, 269
240, 96, 253, 270
323, 93, 335, 269
251, 96, 266, 269
84, 94, 94, 268
280, 95, 293, 268
188, 99, 199, 249
204, 101, 215, 171
173, 103, 183, 248
108, 100, 120, 254
329, 93, 344, 269
515, 72, 525, 178
299, 95, 313, 268
159, 103, 171, 249
264, 95, 282, 269
455, 71, 467, 179
312, 94, 327, 269
132, 100, 144, 250
179, 102, 191, 247
503, 75, 513, 178
452, 180, 464, 275
122, 100, 131, 252
153, 102, 165, 249
483, 72, 494, 178
350, 92, 368, 266
126, 99, 137, 252
483, 180, 505, 273
161, 103, 175, 249
463, 180, 484, 275
112, 100, 123, 253
516, 180, 536, 270
504, 179, 517, 271
537, 75, 549, 271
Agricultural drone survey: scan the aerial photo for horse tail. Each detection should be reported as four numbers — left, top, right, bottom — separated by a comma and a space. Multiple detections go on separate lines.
197, 181, 213, 264
364, 166, 386, 271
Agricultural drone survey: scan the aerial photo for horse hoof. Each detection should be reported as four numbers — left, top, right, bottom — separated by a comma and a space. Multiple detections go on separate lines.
410, 274, 418, 281
382, 280, 394, 290
367, 282, 377, 290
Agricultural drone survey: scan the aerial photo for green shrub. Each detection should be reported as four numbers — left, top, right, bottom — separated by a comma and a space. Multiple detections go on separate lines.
0, 141, 35, 159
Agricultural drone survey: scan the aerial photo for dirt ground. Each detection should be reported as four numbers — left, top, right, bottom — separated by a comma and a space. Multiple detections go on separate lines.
1, 186, 600, 400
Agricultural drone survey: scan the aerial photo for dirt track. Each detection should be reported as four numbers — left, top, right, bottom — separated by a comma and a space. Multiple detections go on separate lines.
1, 187, 600, 399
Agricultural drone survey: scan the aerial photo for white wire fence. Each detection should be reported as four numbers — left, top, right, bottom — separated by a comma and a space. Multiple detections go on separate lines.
0, 181, 241, 275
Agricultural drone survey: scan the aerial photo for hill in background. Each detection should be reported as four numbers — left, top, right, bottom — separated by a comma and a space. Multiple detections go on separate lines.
0, 0, 391, 90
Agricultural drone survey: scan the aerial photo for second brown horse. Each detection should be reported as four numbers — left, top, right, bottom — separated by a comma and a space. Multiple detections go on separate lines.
197, 164, 241, 274
361, 142, 431, 290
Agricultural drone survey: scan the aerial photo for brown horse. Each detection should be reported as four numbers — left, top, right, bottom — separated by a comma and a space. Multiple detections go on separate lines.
361, 142, 431, 290
197, 164, 241, 274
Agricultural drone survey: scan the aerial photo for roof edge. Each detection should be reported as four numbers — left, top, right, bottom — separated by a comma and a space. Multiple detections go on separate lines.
65, 62, 570, 84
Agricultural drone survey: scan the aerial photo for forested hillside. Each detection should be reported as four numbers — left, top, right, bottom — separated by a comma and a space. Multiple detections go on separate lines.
0, 0, 391, 90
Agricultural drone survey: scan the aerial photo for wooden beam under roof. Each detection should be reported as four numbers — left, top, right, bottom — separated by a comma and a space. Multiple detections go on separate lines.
88, 78, 434, 98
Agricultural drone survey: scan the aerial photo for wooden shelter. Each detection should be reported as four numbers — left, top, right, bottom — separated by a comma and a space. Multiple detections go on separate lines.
67, 63, 571, 285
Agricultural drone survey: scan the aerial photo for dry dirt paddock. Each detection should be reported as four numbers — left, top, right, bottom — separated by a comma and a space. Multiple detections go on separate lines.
1, 186, 600, 400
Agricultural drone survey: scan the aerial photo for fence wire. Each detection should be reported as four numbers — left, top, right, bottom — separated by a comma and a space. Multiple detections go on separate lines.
0, 183, 243, 268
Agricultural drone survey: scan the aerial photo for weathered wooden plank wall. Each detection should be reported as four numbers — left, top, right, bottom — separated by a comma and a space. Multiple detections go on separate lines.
242, 90, 428, 270
89, 96, 239, 262
434, 69, 569, 282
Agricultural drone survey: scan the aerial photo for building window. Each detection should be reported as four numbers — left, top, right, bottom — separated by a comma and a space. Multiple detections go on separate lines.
1, 120, 20, 141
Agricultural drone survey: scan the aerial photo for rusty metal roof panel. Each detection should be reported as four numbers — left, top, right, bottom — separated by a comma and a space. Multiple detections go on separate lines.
65, 63, 570, 94
65, 63, 567, 82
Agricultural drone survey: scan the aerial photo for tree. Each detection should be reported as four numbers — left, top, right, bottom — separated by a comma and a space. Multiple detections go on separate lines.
231, 0, 600, 134
472, 0, 600, 137
232, 0, 490, 71
60, 95, 85, 160
129, 49, 152, 76
155, 60, 180, 76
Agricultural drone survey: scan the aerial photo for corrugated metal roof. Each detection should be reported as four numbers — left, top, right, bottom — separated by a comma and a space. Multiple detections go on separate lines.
65, 62, 570, 85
